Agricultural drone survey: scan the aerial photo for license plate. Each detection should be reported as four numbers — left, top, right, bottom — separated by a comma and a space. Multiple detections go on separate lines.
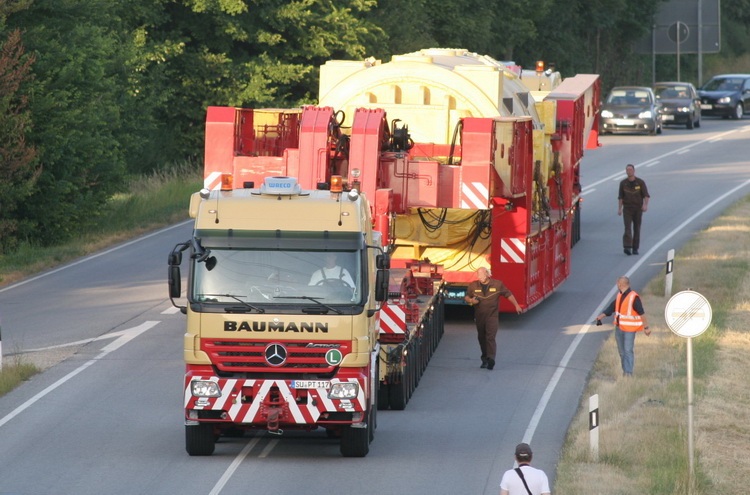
291, 380, 331, 389
702, 104, 712, 109
662, 115, 674, 121
613, 119, 634, 126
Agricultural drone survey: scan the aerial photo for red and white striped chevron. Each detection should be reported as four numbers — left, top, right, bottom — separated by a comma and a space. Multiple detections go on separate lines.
460, 181, 490, 209
378, 302, 407, 334
184, 377, 366, 425
500, 238, 526, 263
204, 171, 223, 190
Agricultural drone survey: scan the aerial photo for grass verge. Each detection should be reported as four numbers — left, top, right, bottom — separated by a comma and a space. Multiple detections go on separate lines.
0, 355, 39, 396
555, 195, 750, 494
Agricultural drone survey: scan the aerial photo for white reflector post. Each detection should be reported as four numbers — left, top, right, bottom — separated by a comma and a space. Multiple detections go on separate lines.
665, 248, 675, 297
589, 394, 599, 461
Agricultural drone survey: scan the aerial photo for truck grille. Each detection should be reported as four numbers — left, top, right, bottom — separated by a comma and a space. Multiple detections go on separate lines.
201, 339, 351, 373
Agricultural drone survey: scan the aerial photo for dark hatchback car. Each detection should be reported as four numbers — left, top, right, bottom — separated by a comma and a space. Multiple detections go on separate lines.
698, 74, 750, 119
600, 86, 662, 135
654, 82, 701, 129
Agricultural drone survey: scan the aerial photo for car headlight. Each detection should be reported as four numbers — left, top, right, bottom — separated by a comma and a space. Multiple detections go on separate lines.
638, 110, 653, 119
718, 96, 731, 104
601, 110, 614, 118
328, 382, 359, 399
678, 106, 690, 112
191, 380, 221, 397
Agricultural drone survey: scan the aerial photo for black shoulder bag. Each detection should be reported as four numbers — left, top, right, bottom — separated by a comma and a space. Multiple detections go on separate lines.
514, 467, 533, 495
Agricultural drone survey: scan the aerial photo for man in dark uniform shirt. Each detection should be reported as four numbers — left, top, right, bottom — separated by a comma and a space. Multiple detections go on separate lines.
618, 164, 650, 255
464, 267, 522, 370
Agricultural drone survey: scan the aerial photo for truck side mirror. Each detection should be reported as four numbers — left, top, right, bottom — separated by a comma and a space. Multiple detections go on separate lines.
168, 241, 189, 300
376, 253, 390, 270
375, 268, 389, 302
168, 265, 181, 298
168, 251, 182, 266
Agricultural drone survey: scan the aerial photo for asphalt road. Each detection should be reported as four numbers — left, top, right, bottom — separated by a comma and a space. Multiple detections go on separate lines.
0, 117, 748, 495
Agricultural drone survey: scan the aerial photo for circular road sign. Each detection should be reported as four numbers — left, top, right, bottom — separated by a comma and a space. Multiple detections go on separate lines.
664, 290, 712, 338
668, 21, 690, 44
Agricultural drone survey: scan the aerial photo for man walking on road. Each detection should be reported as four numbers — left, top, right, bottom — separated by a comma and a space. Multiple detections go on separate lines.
499, 443, 551, 495
465, 267, 522, 370
595, 276, 651, 377
618, 163, 650, 255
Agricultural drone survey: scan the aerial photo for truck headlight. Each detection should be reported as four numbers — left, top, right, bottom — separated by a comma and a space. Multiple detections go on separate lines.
191, 380, 221, 397
328, 382, 359, 399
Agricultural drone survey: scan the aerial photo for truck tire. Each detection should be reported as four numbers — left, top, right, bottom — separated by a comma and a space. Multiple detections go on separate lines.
369, 402, 376, 443
377, 381, 390, 410
340, 421, 370, 457
186, 424, 215, 456
388, 373, 407, 410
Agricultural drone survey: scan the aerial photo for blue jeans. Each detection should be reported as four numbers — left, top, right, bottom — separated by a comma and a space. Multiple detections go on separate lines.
615, 326, 636, 375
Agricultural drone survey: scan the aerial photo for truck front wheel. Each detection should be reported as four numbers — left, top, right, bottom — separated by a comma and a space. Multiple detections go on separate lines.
340, 419, 370, 457
186, 424, 216, 456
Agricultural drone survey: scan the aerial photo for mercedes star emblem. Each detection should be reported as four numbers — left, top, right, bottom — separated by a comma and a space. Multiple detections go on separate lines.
265, 343, 287, 366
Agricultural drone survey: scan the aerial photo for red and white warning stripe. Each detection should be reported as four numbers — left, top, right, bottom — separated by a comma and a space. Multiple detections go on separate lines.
500, 238, 526, 263
460, 181, 490, 209
378, 303, 406, 334
184, 377, 366, 425
204, 171, 223, 190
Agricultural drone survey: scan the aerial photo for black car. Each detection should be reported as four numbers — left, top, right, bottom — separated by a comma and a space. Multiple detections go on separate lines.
654, 82, 701, 129
600, 86, 662, 135
698, 74, 750, 119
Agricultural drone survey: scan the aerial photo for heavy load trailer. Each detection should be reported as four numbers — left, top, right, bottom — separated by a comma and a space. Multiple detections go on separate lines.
170, 48, 601, 457
317, 48, 601, 310
378, 260, 445, 411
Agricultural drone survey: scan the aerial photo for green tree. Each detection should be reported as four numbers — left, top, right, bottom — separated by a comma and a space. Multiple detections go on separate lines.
513, 0, 666, 89
8, 0, 130, 245
0, 1, 39, 253
423, 0, 494, 55
124, 0, 386, 164
486, 0, 554, 62
364, 0, 436, 58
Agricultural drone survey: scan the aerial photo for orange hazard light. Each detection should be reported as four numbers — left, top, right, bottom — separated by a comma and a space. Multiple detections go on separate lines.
330, 175, 343, 193
536, 60, 545, 73
220, 173, 234, 191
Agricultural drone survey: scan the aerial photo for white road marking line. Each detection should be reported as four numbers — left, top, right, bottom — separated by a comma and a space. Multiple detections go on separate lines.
259, 439, 279, 458
209, 433, 265, 495
0, 321, 159, 429
161, 306, 181, 315
520, 177, 750, 447
582, 129, 739, 193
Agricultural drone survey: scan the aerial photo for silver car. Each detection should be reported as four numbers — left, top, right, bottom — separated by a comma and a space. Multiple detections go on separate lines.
600, 86, 663, 135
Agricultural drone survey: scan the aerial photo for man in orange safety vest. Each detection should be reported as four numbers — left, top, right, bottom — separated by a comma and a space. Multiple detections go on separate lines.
595, 276, 651, 376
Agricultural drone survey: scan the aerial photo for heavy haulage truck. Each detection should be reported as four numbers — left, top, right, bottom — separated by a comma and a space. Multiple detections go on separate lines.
168, 48, 600, 457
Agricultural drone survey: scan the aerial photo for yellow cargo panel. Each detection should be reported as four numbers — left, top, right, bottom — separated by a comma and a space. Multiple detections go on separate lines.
319, 48, 549, 145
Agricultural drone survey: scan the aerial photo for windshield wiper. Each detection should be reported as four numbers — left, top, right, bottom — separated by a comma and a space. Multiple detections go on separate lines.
274, 295, 342, 315
200, 293, 265, 313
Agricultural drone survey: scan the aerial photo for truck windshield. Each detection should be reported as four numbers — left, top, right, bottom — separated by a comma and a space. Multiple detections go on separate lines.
192, 249, 363, 306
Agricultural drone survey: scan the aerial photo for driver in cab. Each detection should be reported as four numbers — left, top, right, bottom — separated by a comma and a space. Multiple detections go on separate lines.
308, 252, 355, 288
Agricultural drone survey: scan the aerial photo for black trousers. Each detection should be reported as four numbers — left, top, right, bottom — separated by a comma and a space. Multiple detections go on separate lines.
622, 208, 643, 250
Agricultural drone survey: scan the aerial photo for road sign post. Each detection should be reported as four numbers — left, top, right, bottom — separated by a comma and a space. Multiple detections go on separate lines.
664, 290, 712, 489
